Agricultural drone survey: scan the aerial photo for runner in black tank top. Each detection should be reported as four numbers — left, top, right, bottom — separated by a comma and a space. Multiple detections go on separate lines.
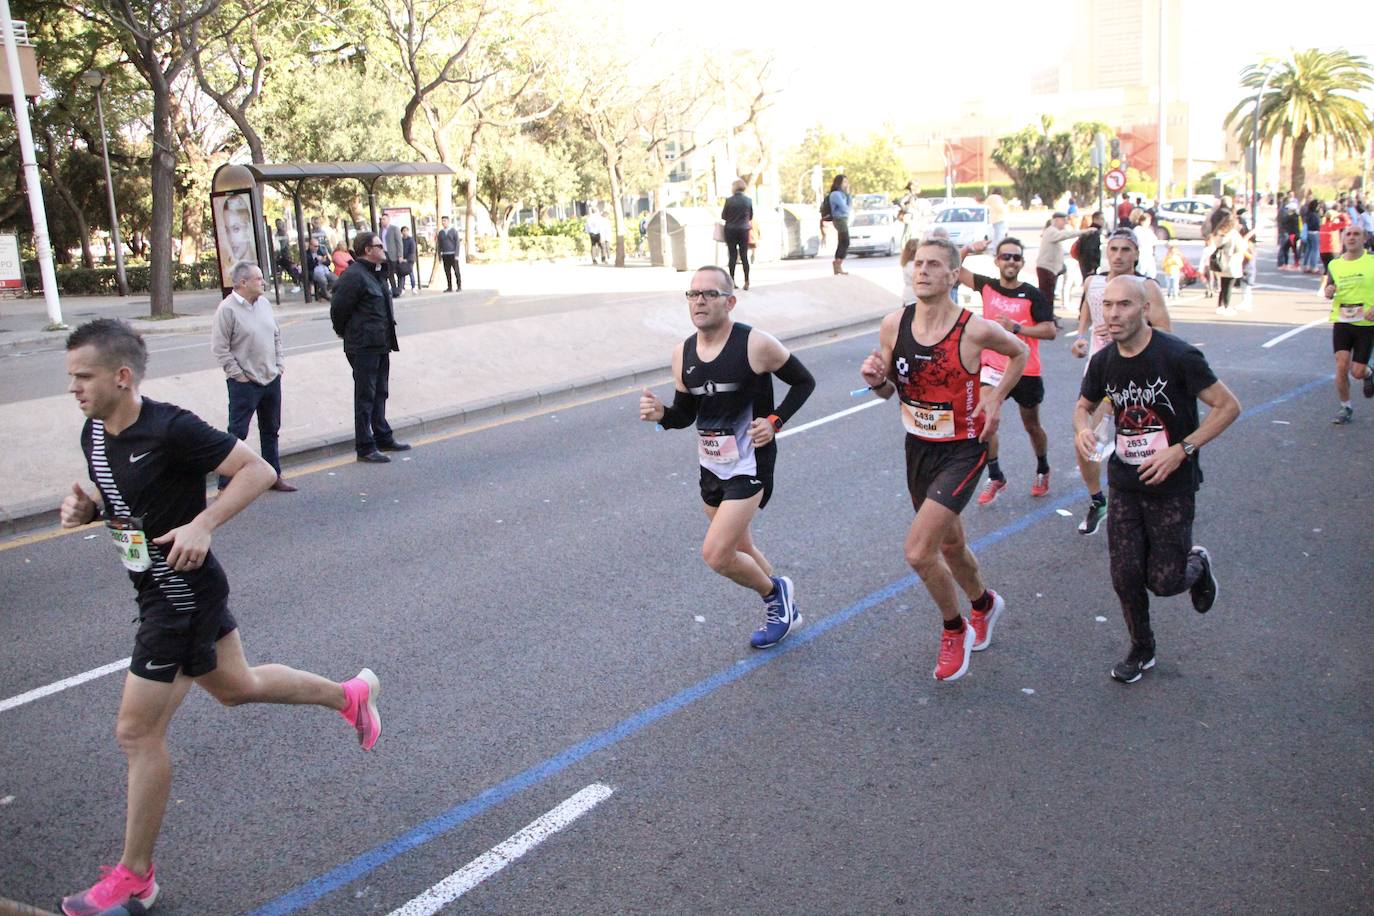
858, 238, 1028, 682
58, 319, 384, 915
640, 266, 815, 649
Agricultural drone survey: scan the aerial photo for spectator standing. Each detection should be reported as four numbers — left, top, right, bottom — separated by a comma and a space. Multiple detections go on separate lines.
1161, 243, 1184, 301
986, 189, 1009, 248
1131, 210, 1159, 281
898, 238, 919, 304
1074, 210, 1105, 278
398, 226, 416, 291
586, 209, 609, 264
1319, 207, 1350, 277
1116, 196, 1134, 227
721, 179, 754, 290
210, 263, 295, 493
1214, 215, 1247, 315
378, 213, 403, 296
310, 216, 332, 253
1035, 211, 1095, 304
273, 219, 301, 292
330, 232, 409, 463
1302, 199, 1323, 273
897, 181, 921, 246
437, 215, 461, 291
1277, 193, 1301, 269
828, 174, 852, 276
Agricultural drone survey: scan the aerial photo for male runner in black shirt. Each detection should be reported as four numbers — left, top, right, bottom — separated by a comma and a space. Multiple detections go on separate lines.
58, 319, 382, 916
1074, 278, 1240, 684
640, 266, 815, 648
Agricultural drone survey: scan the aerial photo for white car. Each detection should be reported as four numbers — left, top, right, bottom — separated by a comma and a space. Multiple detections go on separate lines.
930, 205, 991, 247
1153, 198, 1216, 240
848, 210, 902, 257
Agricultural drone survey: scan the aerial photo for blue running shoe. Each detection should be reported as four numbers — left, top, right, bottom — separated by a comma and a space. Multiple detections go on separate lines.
750, 576, 800, 649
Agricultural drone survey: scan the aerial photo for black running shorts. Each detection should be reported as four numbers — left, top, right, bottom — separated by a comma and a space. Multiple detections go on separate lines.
1332, 322, 1374, 364
699, 466, 772, 509
130, 595, 238, 683
1007, 374, 1045, 408
905, 436, 988, 514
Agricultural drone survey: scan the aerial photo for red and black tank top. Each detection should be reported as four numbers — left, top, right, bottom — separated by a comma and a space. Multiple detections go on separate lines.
893, 305, 983, 442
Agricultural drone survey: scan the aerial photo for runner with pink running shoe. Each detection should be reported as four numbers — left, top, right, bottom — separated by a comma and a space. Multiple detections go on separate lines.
57, 319, 381, 916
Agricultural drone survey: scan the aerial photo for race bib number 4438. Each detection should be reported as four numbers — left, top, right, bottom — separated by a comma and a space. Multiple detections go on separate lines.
901, 400, 956, 439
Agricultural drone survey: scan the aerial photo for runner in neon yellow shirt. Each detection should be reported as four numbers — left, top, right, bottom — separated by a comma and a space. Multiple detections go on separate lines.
1321, 224, 1374, 424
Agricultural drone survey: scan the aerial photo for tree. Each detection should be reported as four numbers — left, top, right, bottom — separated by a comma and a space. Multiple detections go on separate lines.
991, 116, 1106, 206
779, 126, 847, 204
474, 131, 575, 232
60, 0, 222, 316
1225, 49, 1374, 195
844, 133, 908, 200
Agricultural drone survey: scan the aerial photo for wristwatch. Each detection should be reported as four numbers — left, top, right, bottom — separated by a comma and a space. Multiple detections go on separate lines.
1181, 440, 1198, 458
768, 414, 783, 432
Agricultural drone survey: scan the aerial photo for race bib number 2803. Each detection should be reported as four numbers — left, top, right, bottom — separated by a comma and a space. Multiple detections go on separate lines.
107, 516, 152, 572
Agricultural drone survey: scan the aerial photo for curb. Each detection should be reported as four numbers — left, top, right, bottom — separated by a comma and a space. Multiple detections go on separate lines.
0, 310, 886, 540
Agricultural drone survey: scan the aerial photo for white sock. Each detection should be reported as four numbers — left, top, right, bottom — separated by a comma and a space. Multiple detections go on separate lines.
1341, 401, 1352, 409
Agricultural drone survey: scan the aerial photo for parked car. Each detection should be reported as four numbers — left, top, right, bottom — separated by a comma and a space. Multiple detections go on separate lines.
852, 193, 893, 212
848, 210, 902, 257
1153, 197, 1215, 240
931, 205, 991, 246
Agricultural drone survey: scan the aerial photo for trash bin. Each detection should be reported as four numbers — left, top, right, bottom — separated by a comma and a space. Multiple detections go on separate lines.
645, 207, 718, 271
780, 204, 821, 259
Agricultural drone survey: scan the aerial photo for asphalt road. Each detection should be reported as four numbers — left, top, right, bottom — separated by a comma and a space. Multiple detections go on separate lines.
2, 286, 1370, 914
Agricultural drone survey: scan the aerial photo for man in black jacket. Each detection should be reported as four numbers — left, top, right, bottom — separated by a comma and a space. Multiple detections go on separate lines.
329, 232, 410, 463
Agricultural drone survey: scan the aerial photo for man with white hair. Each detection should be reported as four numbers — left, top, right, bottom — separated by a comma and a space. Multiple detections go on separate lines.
1074, 275, 1241, 685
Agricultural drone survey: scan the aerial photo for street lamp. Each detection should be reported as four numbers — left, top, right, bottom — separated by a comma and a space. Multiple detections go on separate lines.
80, 68, 128, 296
1248, 62, 1278, 218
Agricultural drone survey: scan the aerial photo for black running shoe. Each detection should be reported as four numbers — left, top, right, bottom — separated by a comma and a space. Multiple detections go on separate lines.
1189, 546, 1218, 613
1079, 500, 1107, 535
1111, 645, 1156, 684
1364, 372, 1374, 399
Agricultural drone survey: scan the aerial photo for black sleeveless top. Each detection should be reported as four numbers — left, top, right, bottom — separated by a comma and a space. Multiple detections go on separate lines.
682, 322, 775, 478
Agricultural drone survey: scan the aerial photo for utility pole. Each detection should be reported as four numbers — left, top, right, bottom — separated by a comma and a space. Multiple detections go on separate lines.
1, 3, 63, 328
1156, 0, 1168, 204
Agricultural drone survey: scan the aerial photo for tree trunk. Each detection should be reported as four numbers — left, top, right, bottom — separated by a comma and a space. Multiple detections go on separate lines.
1289, 131, 1310, 197
148, 82, 177, 316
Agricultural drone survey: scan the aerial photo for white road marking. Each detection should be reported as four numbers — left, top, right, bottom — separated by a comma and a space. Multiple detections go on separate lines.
1261, 318, 1325, 349
0, 658, 129, 714
777, 398, 884, 438
386, 783, 614, 916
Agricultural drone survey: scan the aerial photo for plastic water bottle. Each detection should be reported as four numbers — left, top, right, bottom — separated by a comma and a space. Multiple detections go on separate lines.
1091, 415, 1114, 462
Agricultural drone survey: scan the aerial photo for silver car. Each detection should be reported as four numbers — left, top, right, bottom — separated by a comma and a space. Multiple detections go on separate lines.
848, 210, 902, 257
1154, 198, 1216, 240
931, 205, 991, 246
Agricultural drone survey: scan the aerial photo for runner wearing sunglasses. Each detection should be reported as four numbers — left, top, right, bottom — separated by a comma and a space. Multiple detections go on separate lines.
957, 237, 1057, 504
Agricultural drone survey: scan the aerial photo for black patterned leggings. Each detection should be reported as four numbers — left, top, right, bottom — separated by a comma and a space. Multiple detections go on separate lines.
1107, 487, 1204, 651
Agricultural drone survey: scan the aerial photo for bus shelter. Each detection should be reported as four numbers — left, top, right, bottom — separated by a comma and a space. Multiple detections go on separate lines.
211, 161, 456, 303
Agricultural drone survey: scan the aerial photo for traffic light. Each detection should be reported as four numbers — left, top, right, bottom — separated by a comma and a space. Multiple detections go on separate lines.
1110, 138, 1121, 160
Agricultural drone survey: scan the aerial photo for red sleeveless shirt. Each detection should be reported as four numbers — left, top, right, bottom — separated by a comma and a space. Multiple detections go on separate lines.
893, 305, 983, 442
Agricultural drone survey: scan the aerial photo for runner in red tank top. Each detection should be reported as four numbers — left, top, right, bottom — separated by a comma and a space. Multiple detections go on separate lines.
956, 236, 1058, 505
859, 237, 1028, 682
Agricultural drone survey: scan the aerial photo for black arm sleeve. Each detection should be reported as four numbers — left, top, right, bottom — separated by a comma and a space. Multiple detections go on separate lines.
772, 354, 816, 426
658, 388, 700, 429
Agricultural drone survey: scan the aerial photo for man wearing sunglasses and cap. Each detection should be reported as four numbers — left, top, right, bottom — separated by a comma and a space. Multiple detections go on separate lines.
639, 266, 816, 649
956, 236, 1057, 504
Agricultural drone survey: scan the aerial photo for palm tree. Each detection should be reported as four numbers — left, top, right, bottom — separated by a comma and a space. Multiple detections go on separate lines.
1225, 49, 1373, 195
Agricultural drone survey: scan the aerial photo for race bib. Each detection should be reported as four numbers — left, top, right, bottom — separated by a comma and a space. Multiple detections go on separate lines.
901, 400, 956, 439
1338, 304, 1365, 322
697, 429, 740, 464
1116, 428, 1169, 466
979, 365, 1003, 388
106, 516, 152, 572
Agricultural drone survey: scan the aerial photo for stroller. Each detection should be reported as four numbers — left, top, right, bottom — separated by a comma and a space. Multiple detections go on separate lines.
1180, 258, 1201, 288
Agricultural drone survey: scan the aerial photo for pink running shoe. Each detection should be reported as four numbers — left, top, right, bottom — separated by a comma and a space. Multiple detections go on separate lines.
977, 477, 1006, 506
340, 668, 382, 750
933, 619, 974, 681
62, 863, 159, 915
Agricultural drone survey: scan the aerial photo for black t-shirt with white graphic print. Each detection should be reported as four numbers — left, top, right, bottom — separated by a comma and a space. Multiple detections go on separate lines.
81, 398, 238, 606
1080, 331, 1218, 495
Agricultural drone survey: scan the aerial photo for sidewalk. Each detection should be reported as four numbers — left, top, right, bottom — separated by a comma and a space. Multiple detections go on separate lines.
0, 260, 900, 535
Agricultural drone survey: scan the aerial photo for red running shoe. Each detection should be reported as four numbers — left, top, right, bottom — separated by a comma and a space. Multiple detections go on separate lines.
968, 591, 1006, 651
934, 619, 974, 681
1031, 471, 1050, 497
977, 477, 1006, 506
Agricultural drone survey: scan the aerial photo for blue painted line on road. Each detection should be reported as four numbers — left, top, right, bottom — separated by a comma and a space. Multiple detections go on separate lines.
248, 374, 1328, 915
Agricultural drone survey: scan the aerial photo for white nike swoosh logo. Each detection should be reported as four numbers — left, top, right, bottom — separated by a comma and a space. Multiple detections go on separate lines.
750, 480, 761, 485
145, 661, 177, 670
130, 452, 152, 463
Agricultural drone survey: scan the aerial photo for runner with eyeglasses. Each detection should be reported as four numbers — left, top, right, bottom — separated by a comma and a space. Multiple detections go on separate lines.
957, 237, 1057, 504
639, 266, 815, 648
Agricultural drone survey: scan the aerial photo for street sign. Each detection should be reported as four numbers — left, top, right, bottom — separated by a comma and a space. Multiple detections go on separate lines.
1104, 168, 1127, 193
0, 233, 23, 290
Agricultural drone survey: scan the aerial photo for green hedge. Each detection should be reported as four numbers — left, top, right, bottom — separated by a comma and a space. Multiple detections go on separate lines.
509, 218, 588, 239
21, 260, 225, 295
918, 183, 1012, 199
470, 235, 588, 262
